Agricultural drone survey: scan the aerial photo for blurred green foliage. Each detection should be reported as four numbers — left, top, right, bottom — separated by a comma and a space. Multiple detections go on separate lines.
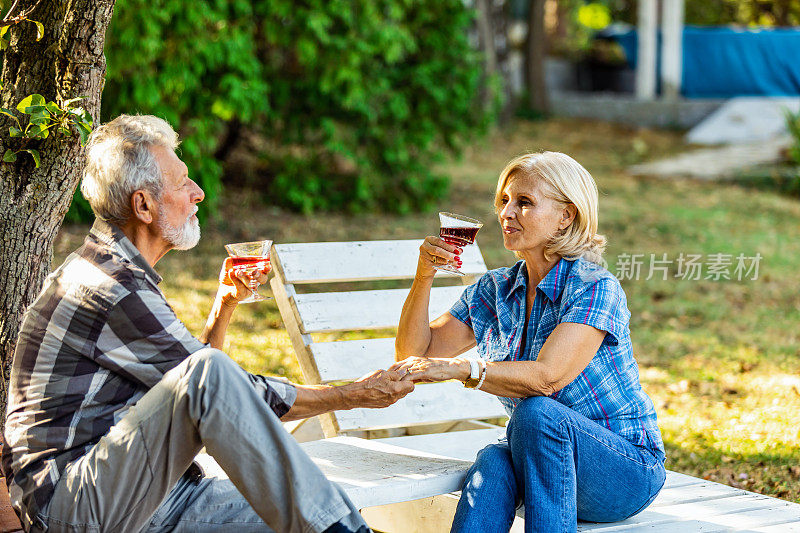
66, 0, 492, 220
572, 0, 800, 27
549, 0, 800, 60
684, 0, 800, 26
785, 107, 800, 165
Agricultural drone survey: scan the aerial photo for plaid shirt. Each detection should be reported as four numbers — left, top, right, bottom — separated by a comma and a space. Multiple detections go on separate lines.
2, 220, 296, 528
450, 257, 664, 457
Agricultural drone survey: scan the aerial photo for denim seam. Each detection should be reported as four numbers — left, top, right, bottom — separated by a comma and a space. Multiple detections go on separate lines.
558, 416, 570, 533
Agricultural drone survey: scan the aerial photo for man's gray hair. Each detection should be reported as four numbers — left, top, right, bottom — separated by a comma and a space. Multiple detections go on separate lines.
81, 115, 180, 224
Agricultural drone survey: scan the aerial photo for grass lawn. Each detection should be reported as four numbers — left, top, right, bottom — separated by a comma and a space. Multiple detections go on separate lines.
55, 117, 800, 502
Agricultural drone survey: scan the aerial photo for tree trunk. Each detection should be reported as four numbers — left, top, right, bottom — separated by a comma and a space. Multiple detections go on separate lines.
526, 0, 548, 114
0, 0, 115, 430
474, 0, 497, 80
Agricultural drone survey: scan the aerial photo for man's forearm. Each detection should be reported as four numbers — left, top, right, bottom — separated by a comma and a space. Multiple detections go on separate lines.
280, 384, 352, 421
280, 370, 415, 421
198, 290, 237, 348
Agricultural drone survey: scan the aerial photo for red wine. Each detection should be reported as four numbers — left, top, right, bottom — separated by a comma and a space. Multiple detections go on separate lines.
230, 256, 269, 268
440, 226, 479, 246
223, 256, 269, 285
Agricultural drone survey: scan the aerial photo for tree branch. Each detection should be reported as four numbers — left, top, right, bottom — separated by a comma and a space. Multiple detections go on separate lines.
2, 0, 43, 27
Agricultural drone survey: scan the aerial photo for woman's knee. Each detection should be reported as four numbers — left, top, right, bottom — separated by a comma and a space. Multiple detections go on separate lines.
509, 396, 565, 434
472, 444, 513, 474
463, 444, 516, 497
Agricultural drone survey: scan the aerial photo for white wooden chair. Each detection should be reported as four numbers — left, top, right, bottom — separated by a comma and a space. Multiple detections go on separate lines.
268, 239, 800, 532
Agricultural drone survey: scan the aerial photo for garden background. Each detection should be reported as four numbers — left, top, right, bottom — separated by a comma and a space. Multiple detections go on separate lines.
35, 0, 800, 504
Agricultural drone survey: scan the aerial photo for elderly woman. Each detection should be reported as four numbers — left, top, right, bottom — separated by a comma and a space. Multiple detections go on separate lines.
392, 152, 666, 532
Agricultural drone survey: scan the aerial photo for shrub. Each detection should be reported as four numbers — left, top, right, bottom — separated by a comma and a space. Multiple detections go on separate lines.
785, 107, 800, 166
67, 0, 492, 221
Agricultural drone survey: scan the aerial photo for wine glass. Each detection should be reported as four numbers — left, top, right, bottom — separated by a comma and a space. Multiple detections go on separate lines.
224, 239, 273, 303
435, 212, 483, 276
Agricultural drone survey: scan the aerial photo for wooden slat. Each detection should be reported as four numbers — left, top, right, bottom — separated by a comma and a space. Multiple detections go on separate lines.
708, 504, 800, 529
300, 437, 800, 529
300, 436, 472, 510
270, 253, 340, 437
659, 471, 706, 489
311, 338, 481, 383
752, 522, 800, 532
649, 481, 751, 508
373, 437, 800, 533
580, 494, 781, 531
334, 381, 507, 432
595, 504, 800, 532
274, 240, 486, 284
379, 427, 505, 462
295, 286, 467, 333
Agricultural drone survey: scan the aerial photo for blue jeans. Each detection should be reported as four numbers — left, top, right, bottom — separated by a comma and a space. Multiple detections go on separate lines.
451, 397, 665, 533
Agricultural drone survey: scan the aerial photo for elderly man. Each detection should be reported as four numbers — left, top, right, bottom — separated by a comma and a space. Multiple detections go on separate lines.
3, 115, 414, 533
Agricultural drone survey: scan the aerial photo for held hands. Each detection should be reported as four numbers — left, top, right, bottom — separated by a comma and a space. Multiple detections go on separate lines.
417, 236, 462, 278
217, 257, 271, 305
347, 369, 416, 408
389, 356, 470, 384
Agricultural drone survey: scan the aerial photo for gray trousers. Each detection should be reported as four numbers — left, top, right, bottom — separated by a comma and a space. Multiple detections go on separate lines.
36, 348, 366, 533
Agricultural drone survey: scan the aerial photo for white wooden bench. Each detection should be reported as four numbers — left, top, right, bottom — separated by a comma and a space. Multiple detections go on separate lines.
268, 239, 800, 532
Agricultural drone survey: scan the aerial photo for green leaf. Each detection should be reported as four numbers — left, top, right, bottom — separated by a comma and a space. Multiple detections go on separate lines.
3, 149, 17, 162
45, 101, 61, 115
9, 126, 22, 137
0, 25, 9, 51
28, 112, 50, 126
23, 104, 47, 115
62, 97, 85, 108
27, 123, 49, 139
0, 107, 16, 119
76, 121, 91, 145
29, 20, 44, 41
22, 149, 41, 167
16, 94, 46, 114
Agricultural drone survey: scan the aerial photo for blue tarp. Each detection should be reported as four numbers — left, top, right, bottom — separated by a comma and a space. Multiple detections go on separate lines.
610, 26, 800, 98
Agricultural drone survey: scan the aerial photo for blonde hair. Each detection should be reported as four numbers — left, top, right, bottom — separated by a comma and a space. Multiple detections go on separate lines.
494, 151, 606, 264
81, 114, 180, 225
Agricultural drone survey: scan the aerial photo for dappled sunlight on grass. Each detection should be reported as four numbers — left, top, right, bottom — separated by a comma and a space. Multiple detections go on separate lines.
53, 117, 800, 502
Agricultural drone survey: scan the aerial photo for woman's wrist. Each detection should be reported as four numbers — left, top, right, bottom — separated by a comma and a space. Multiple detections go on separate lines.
452, 358, 472, 382
414, 266, 437, 283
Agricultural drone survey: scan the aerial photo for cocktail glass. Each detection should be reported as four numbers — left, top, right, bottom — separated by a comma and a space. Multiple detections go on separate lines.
435, 212, 482, 276
224, 239, 273, 303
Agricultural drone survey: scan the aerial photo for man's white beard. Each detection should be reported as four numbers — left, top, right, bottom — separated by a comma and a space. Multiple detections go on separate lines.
159, 206, 201, 250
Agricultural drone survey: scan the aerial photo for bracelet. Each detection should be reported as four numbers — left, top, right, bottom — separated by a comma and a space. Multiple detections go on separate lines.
475, 360, 488, 390
461, 357, 481, 388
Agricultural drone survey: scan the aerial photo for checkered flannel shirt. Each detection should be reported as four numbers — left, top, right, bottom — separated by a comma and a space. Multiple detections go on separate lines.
2, 219, 297, 528
450, 257, 665, 458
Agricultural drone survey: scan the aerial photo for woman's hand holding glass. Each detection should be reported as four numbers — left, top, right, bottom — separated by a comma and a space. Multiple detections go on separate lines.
390, 356, 470, 384
417, 236, 463, 278
218, 257, 271, 306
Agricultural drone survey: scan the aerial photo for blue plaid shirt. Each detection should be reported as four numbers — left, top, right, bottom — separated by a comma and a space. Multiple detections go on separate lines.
450, 257, 664, 458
